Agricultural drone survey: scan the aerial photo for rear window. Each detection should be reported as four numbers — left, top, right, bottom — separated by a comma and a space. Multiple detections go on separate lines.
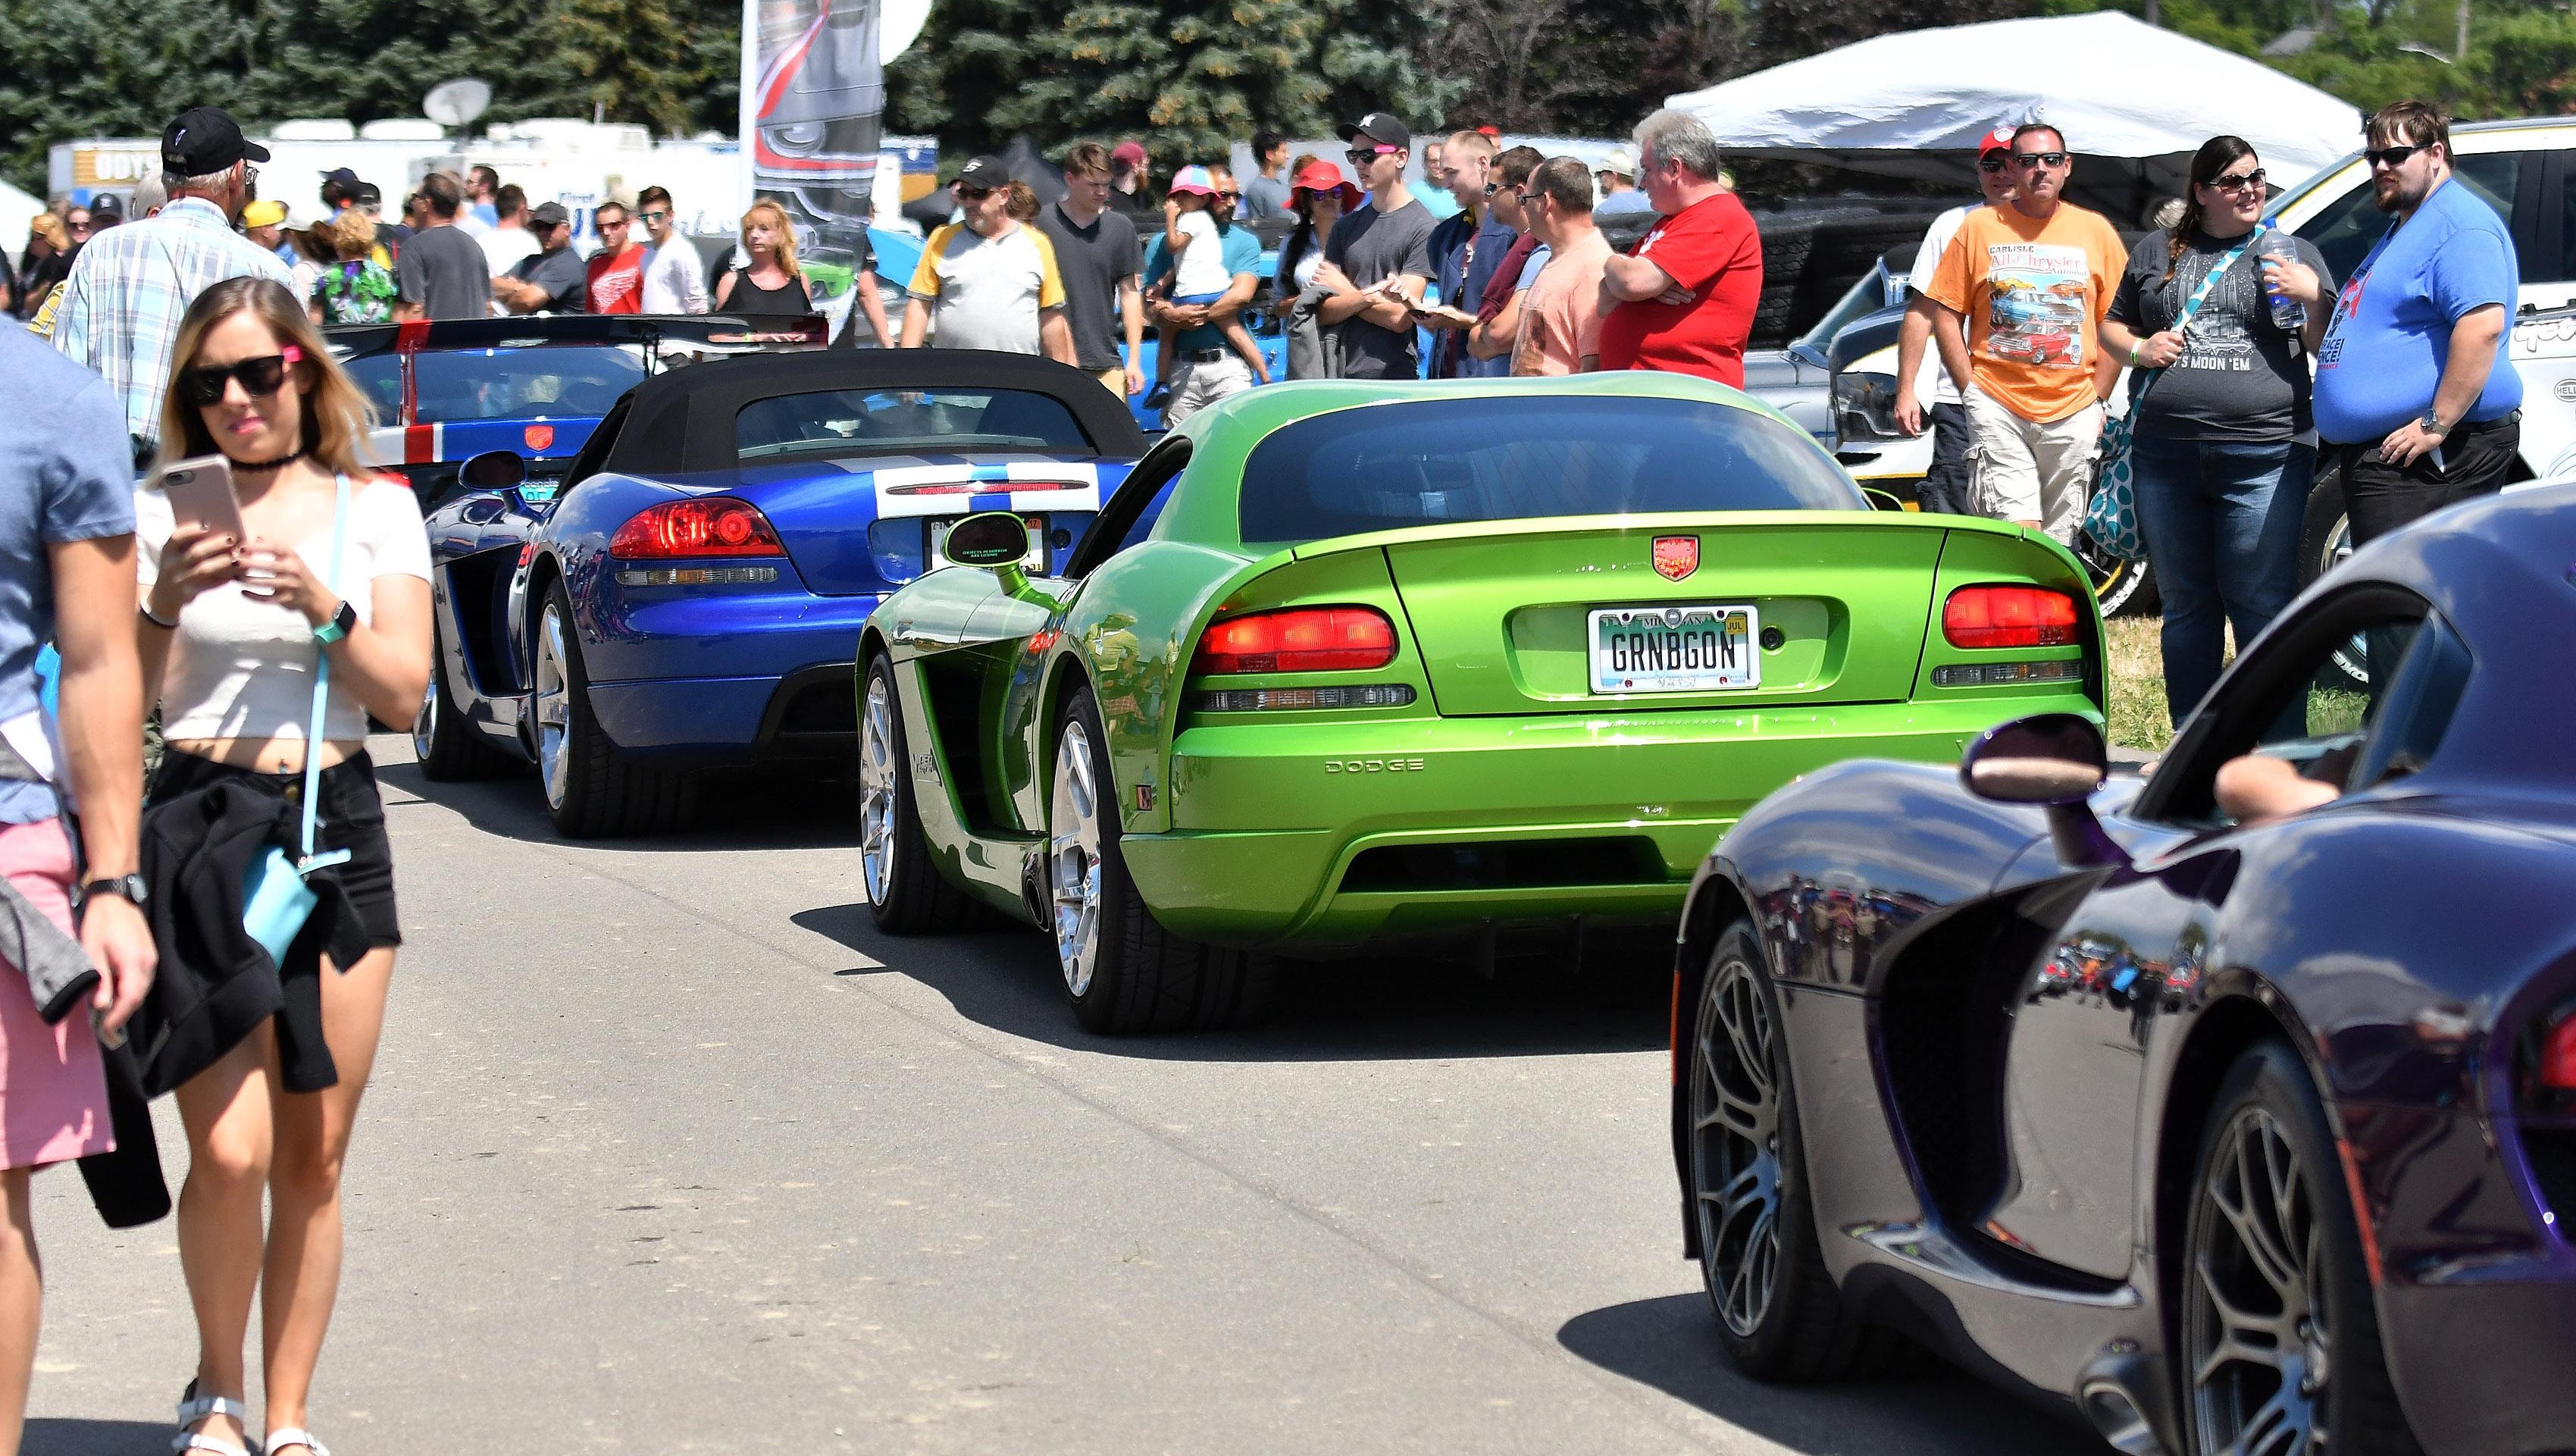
734, 387, 1094, 462
1236, 395, 1862, 546
345, 345, 645, 424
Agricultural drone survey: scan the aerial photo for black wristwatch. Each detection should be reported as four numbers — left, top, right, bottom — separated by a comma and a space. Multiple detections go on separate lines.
313, 598, 358, 645
80, 873, 148, 908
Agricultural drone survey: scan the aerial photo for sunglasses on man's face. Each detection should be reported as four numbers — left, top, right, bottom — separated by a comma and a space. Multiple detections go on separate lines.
179, 346, 302, 408
956, 184, 997, 200
637, 210, 669, 224
2012, 151, 2069, 168
2365, 141, 2430, 170
1346, 146, 1398, 167
1977, 156, 2011, 174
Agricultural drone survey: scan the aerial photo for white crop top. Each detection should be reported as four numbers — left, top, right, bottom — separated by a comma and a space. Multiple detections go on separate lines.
136, 475, 431, 743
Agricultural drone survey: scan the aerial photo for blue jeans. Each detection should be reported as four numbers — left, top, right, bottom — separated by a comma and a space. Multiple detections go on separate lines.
2130, 435, 2312, 727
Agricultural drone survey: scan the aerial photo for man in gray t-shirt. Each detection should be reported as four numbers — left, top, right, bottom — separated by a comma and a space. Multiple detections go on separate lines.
1316, 112, 1437, 379
1037, 143, 1146, 396
393, 173, 493, 321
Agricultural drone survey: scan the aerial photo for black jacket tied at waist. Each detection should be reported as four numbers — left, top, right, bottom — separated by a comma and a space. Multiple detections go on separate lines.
75, 778, 370, 1227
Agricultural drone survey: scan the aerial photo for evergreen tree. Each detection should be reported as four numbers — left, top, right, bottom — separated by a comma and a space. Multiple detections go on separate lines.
890, 0, 1456, 174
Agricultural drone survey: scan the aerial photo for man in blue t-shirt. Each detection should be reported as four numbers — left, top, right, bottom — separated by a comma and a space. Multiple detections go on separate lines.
2312, 101, 2524, 546
1142, 167, 1265, 424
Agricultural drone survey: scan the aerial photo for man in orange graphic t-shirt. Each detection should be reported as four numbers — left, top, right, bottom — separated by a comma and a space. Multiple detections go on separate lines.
1923, 123, 2126, 544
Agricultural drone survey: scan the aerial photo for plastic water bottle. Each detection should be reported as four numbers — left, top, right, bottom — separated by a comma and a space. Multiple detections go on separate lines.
2258, 220, 2305, 333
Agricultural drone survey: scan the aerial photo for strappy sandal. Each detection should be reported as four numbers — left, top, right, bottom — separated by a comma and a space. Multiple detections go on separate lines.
264, 1429, 330, 1456
174, 1379, 256, 1456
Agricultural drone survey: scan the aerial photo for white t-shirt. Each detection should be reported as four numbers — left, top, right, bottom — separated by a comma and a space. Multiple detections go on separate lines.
1169, 209, 1230, 298
137, 475, 432, 743
478, 225, 541, 277
640, 240, 710, 314
1907, 203, 1975, 408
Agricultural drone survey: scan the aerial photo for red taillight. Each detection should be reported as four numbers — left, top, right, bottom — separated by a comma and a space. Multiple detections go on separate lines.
608, 499, 786, 559
1191, 606, 1397, 675
1944, 585, 2080, 650
2541, 1008, 2576, 1094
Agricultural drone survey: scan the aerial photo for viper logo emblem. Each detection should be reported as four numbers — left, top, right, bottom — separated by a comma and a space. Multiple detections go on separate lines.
1653, 536, 1699, 581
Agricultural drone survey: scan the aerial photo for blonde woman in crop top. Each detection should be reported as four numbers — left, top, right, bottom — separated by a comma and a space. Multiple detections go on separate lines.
133, 277, 430, 1456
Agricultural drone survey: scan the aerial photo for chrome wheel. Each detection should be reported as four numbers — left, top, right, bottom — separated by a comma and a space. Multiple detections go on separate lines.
1047, 720, 1103, 997
534, 603, 572, 812
858, 674, 898, 906
1692, 954, 1782, 1339
2189, 1106, 2329, 1456
411, 675, 439, 762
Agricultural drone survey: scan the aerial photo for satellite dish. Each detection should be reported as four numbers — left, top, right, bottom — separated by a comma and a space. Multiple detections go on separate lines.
424, 79, 493, 130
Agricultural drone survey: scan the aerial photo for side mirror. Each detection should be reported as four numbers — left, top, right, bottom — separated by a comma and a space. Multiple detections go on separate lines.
459, 449, 527, 492
942, 511, 1032, 568
1961, 713, 2123, 868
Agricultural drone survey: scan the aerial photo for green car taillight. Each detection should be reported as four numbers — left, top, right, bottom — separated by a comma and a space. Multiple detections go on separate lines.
1191, 606, 1397, 675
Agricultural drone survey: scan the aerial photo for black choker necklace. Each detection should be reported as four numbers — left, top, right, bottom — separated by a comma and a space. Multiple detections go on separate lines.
230, 446, 308, 472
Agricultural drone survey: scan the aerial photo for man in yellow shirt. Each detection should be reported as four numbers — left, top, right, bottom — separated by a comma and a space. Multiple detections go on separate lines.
901, 155, 1078, 363
1925, 124, 2126, 544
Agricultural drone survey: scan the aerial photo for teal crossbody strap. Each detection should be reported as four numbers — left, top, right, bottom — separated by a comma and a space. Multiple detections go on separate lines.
299, 474, 352, 866
2131, 237, 2255, 412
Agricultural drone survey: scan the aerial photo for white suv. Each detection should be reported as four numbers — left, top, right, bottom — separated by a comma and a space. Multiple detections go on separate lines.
1829, 117, 2576, 610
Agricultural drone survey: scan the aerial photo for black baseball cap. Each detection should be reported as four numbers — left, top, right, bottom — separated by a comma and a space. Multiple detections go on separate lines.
526, 201, 571, 228
161, 106, 269, 175
1342, 113, 1412, 152
320, 166, 361, 203
89, 192, 124, 221
953, 155, 1011, 192
355, 182, 383, 208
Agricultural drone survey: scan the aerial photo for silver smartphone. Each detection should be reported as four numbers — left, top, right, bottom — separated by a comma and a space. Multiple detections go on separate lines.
152, 453, 246, 540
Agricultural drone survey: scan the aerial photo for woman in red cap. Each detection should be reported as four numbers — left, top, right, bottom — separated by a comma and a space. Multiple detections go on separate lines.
1275, 160, 1360, 306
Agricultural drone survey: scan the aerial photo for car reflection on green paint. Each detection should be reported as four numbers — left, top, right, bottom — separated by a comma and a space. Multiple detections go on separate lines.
853, 373, 2105, 1034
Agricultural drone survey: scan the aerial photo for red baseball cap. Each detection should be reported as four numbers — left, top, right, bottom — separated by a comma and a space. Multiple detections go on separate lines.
1978, 126, 2017, 158
1289, 159, 1360, 210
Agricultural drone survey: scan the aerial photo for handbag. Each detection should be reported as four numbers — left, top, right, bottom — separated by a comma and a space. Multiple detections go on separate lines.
2083, 233, 2259, 562
241, 475, 354, 966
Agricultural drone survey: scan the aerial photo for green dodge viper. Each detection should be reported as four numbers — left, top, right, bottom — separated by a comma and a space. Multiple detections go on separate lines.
856, 373, 2105, 1032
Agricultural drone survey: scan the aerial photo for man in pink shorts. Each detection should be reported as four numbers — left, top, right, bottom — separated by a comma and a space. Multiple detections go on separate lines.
0, 321, 157, 1453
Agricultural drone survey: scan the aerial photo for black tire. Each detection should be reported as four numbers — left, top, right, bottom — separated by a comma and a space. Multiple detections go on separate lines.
858, 653, 975, 935
1050, 687, 1274, 1035
1689, 922, 1905, 1379
535, 582, 695, 838
2298, 458, 2350, 590
2181, 1042, 2423, 1456
414, 623, 518, 781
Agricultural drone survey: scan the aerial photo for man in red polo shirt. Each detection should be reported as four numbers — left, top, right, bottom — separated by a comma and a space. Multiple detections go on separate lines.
1595, 109, 1762, 387
583, 199, 646, 315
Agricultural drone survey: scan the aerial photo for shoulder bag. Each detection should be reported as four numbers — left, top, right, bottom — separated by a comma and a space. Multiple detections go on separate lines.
240, 474, 354, 965
2083, 235, 2259, 562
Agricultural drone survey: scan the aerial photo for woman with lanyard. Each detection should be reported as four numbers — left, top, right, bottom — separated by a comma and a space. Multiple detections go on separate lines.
134, 277, 431, 1456
714, 199, 812, 317
2100, 136, 2331, 728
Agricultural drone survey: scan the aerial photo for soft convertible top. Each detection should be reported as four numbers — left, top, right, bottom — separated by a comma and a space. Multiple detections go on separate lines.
603, 348, 1150, 476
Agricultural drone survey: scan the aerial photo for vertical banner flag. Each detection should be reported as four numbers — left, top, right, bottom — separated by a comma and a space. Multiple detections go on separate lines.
741, 0, 884, 337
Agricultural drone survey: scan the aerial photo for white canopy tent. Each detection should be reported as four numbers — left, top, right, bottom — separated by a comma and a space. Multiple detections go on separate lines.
1667, 11, 2366, 224
2, 177, 45, 269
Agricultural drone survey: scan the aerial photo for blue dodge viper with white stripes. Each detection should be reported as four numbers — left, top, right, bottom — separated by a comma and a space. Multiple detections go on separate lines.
411, 346, 1147, 837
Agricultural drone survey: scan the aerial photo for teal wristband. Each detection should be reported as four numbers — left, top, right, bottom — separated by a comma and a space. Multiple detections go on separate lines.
312, 600, 355, 644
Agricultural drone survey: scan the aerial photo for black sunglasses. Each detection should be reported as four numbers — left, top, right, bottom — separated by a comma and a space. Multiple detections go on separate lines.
179, 346, 302, 407
1977, 156, 2011, 174
2012, 151, 2069, 168
2207, 168, 2268, 193
956, 183, 997, 200
1346, 146, 1397, 166
2365, 141, 2430, 169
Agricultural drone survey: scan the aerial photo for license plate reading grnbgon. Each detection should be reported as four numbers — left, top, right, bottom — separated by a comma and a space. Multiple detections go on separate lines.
1588, 604, 1759, 694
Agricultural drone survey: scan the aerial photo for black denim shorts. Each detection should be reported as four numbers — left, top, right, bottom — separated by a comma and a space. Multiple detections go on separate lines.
148, 749, 402, 949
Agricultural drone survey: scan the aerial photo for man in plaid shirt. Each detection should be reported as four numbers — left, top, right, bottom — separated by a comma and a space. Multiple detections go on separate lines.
50, 106, 293, 469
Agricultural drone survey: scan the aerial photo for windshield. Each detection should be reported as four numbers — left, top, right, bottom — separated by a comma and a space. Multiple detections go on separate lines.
1793, 261, 1900, 354
1237, 395, 1864, 547
345, 346, 645, 424
735, 387, 1096, 462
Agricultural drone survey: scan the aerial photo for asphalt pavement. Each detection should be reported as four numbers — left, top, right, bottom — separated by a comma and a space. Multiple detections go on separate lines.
26, 735, 2104, 1454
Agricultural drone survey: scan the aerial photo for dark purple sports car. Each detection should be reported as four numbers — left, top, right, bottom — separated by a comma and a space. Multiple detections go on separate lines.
1667, 481, 2576, 1456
